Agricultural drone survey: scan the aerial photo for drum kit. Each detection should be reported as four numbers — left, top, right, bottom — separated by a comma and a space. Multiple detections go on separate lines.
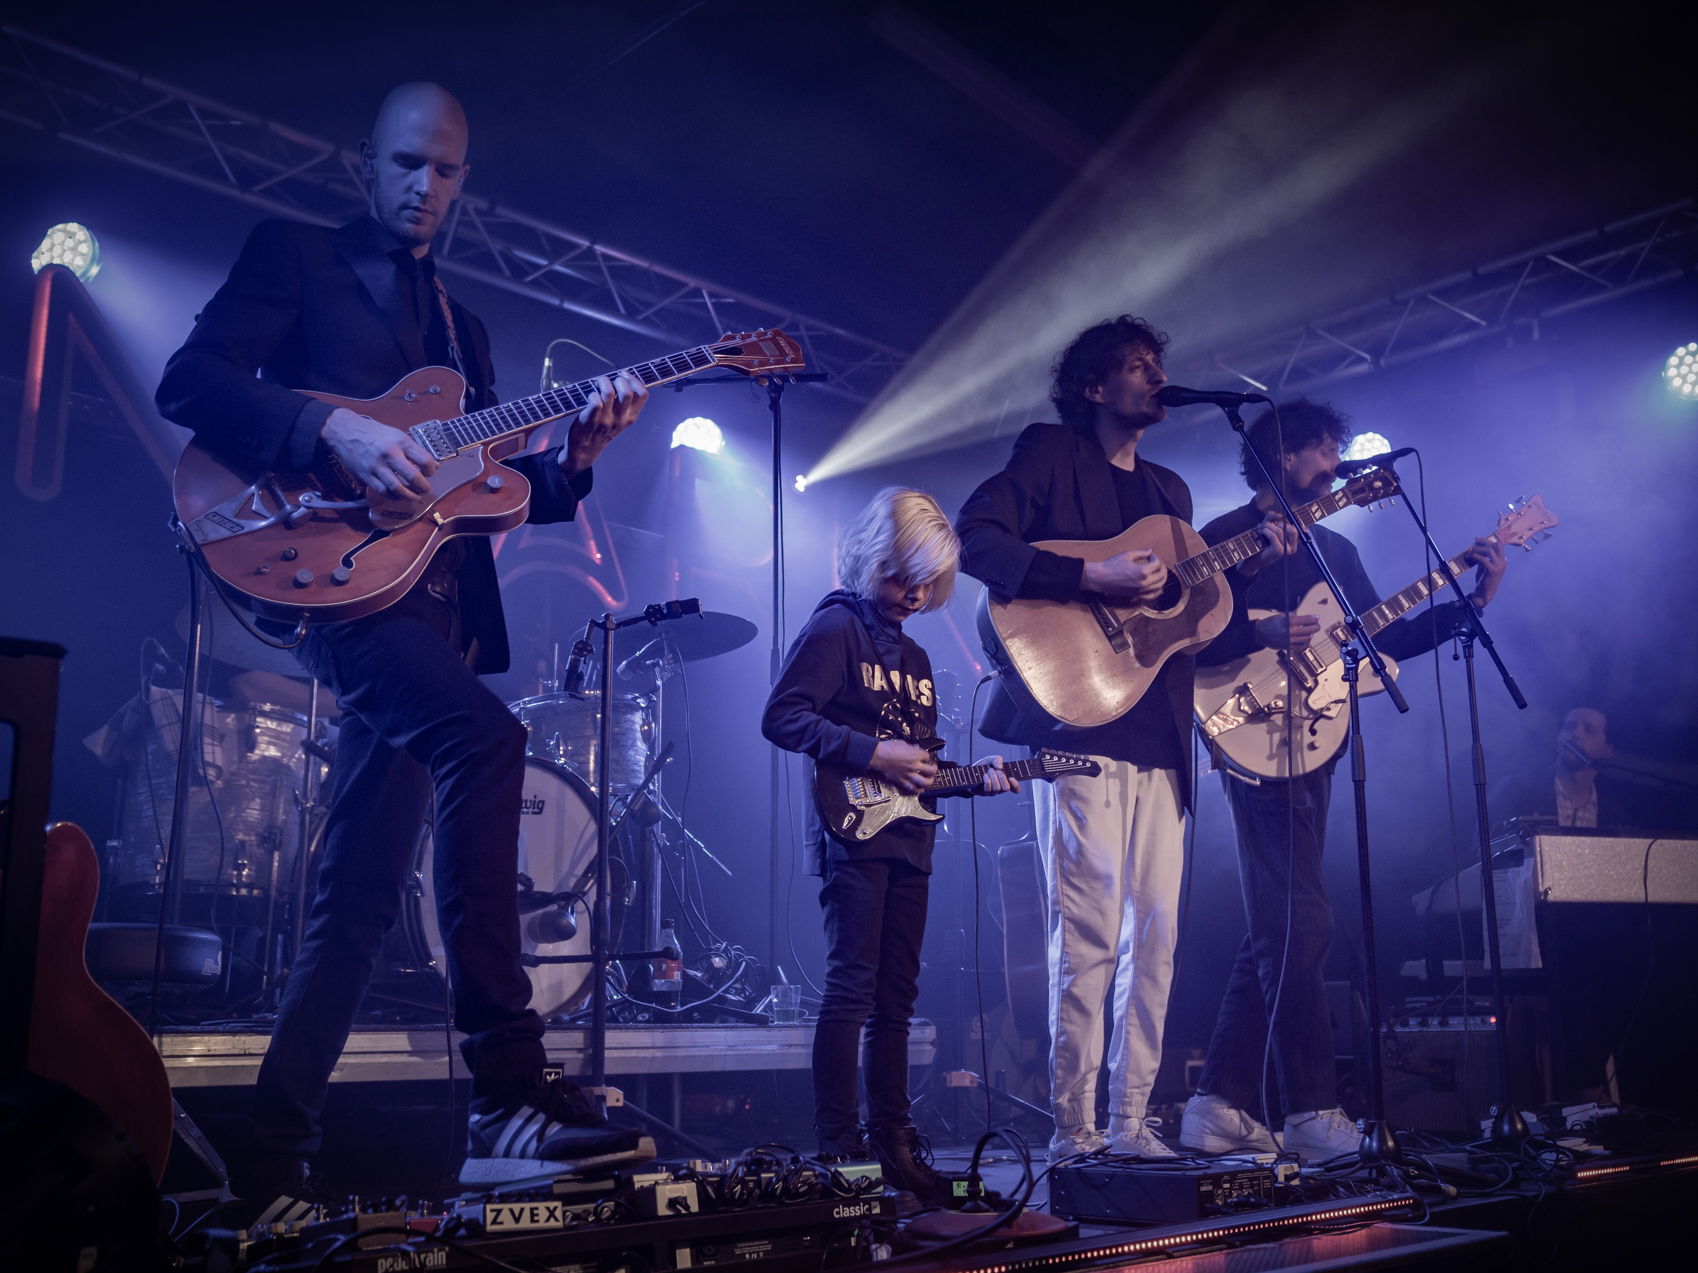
110, 605, 755, 1018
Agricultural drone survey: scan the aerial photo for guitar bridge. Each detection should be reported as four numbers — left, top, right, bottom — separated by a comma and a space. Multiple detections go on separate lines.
1087, 598, 1131, 654
411, 420, 456, 461
844, 776, 890, 808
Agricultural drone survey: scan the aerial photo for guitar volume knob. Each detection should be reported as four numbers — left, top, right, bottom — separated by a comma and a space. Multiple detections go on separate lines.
331, 566, 354, 586
292, 569, 315, 588
484, 474, 505, 492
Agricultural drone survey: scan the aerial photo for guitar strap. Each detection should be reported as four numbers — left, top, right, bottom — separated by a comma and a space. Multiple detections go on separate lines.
429, 274, 472, 392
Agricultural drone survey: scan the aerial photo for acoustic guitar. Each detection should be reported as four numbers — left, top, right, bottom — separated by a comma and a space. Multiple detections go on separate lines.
1195, 495, 1558, 779
173, 329, 804, 624
977, 469, 1400, 729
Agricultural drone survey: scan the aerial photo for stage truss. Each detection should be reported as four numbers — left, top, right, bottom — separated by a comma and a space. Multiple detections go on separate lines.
0, 25, 909, 405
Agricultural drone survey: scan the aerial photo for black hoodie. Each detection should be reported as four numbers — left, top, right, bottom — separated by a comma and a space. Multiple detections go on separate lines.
761, 590, 939, 873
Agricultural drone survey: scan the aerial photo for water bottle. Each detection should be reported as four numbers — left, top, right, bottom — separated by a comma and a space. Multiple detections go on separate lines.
651, 918, 683, 1011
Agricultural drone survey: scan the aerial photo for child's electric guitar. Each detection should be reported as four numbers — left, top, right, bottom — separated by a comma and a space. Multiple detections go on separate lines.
816, 743, 1100, 842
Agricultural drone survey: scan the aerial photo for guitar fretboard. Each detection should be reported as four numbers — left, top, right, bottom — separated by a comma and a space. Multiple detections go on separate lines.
1172, 485, 1368, 589
428, 346, 724, 455
1359, 537, 1493, 635
929, 755, 1064, 794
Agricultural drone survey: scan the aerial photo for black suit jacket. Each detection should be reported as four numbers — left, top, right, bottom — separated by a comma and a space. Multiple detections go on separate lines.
956, 422, 1205, 810
157, 216, 588, 674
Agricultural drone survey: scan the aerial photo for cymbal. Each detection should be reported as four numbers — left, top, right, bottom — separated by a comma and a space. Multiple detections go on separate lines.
631, 611, 757, 664
174, 605, 309, 678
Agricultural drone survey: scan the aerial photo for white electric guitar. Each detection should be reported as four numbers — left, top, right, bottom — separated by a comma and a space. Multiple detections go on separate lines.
1194, 495, 1558, 779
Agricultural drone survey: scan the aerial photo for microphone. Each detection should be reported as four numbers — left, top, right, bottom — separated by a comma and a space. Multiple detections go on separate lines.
618, 638, 683, 685
1334, 447, 1416, 477
559, 620, 595, 694
532, 902, 578, 944
1155, 384, 1270, 408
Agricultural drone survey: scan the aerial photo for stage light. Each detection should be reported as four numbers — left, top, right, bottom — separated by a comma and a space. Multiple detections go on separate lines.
793, 474, 809, 493
1342, 431, 1391, 460
30, 222, 101, 282
1664, 343, 1698, 401
670, 416, 724, 453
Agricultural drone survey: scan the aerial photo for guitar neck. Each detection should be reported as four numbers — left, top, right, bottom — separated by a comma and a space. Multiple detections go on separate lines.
430, 346, 725, 455
928, 756, 1052, 796
1172, 487, 1358, 589
1358, 535, 1492, 635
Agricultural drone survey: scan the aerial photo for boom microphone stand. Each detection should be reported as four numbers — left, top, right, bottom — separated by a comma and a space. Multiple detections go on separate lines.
1216, 402, 1410, 1169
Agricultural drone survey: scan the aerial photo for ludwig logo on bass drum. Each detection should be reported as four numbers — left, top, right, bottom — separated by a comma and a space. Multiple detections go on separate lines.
520, 793, 547, 815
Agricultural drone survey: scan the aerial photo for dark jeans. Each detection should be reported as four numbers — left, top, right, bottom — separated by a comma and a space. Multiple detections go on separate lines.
252, 589, 545, 1156
1197, 768, 1337, 1121
812, 856, 929, 1138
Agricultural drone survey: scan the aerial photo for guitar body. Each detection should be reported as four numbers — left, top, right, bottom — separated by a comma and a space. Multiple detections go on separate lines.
817, 740, 946, 843
1195, 583, 1395, 780
27, 823, 173, 1184
979, 516, 1231, 728
1194, 495, 1561, 781
173, 367, 533, 624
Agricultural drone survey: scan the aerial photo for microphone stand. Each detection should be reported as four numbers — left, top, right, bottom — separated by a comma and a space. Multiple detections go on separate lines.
657, 370, 831, 982
586, 598, 710, 1152
1388, 492, 1530, 1146
1219, 403, 1408, 1170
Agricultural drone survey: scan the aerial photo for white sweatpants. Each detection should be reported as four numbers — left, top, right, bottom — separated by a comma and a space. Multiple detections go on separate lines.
1033, 758, 1185, 1131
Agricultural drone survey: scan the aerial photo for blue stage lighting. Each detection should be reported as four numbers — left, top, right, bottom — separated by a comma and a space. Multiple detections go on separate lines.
1664, 343, 1698, 401
671, 416, 725, 453
1342, 430, 1390, 460
31, 222, 101, 282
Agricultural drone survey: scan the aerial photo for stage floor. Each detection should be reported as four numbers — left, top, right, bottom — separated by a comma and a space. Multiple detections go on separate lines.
158, 1019, 937, 1087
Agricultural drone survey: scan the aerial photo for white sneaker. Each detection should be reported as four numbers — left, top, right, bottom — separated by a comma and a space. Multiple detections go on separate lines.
1283, 1108, 1359, 1163
1107, 1116, 1178, 1159
1179, 1094, 1279, 1154
1046, 1125, 1107, 1163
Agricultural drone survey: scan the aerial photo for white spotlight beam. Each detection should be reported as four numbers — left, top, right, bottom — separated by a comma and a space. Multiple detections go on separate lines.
811, 22, 1499, 484
0, 25, 908, 404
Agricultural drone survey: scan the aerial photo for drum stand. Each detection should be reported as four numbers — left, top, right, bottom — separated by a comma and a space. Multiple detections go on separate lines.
615, 640, 734, 965
160, 532, 316, 1025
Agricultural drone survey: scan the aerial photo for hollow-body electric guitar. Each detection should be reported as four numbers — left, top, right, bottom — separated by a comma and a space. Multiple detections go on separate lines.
977, 470, 1400, 729
173, 330, 804, 623
1194, 494, 1558, 779
817, 746, 1100, 841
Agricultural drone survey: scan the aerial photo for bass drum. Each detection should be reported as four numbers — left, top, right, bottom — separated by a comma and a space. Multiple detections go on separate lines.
411, 759, 625, 1017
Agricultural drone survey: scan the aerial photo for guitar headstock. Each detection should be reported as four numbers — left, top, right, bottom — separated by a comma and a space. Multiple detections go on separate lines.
1034, 749, 1102, 779
708, 329, 806, 376
1496, 494, 1559, 550
1338, 468, 1402, 510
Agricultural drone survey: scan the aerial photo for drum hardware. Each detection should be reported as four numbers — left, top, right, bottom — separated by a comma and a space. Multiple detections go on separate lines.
136, 546, 333, 1025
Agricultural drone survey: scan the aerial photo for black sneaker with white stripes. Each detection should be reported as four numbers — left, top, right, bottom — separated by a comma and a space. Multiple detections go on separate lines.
459, 1078, 655, 1185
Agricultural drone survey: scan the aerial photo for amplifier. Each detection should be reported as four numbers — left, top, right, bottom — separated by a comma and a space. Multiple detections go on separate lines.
1049, 1160, 1276, 1225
